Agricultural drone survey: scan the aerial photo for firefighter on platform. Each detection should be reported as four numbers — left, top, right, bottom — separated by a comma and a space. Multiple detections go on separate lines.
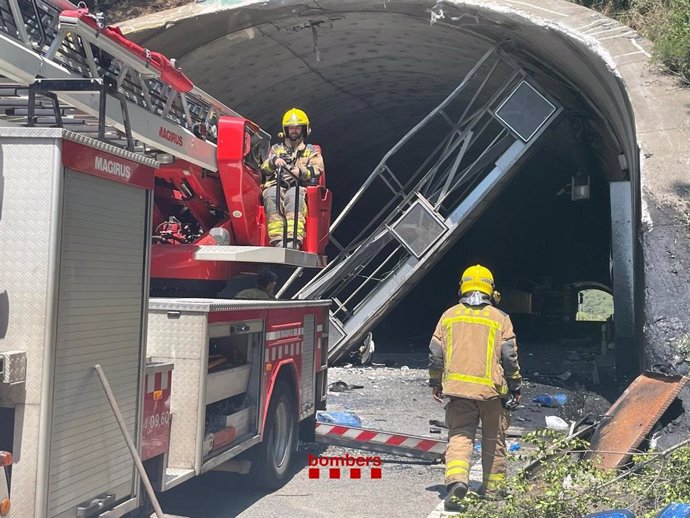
428, 265, 522, 512
260, 108, 325, 248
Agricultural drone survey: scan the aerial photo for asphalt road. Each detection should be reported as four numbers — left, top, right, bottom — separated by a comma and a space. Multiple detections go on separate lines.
159, 350, 611, 518
159, 354, 448, 518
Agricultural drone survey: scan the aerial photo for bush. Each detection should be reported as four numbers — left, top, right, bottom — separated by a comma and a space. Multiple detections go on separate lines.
452, 429, 690, 518
572, 0, 690, 84
647, 0, 690, 83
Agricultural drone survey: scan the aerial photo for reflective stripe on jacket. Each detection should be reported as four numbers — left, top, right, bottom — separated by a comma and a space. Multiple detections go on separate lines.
429, 302, 521, 400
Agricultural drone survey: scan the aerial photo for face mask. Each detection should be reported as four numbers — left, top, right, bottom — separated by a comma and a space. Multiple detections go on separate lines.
462, 291, 490, 306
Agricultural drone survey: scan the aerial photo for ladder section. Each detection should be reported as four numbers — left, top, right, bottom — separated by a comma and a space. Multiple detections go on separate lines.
0, 0, 267, 168
284, 47, 562, 363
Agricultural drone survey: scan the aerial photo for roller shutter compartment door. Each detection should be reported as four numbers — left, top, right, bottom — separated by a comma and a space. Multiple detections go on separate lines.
48, 170, 147, 518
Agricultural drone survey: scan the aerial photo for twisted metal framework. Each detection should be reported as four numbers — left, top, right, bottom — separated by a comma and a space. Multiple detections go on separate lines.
280, 46, 562, 362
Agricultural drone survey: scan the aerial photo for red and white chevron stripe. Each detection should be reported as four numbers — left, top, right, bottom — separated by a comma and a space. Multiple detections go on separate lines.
315, 423, 446, 461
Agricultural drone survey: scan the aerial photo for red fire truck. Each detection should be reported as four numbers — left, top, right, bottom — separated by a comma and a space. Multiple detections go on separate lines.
0, 2, 332, 517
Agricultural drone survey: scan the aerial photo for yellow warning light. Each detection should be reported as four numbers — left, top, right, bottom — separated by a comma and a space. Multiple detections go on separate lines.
266, 363, 273, 371
153, 390, 163, 401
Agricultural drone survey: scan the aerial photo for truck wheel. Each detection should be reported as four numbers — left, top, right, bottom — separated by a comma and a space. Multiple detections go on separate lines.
254, 380, 297, 489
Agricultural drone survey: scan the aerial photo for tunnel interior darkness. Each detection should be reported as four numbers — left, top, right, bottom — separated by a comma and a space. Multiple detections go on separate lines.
375, 116, 613, 348
130, 1, 632, 360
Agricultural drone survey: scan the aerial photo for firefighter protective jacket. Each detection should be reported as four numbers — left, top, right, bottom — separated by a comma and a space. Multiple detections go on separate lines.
429, 300, 521, 400
261, 141, 324, 184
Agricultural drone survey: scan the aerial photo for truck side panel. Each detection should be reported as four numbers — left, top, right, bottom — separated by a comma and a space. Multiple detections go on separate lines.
0, 135, 60, 518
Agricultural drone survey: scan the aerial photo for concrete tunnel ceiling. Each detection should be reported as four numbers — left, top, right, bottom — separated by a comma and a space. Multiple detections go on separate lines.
122, 1, 690, 375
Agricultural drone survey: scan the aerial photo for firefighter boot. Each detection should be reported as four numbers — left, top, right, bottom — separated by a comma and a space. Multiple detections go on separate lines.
444, 482, 468, 512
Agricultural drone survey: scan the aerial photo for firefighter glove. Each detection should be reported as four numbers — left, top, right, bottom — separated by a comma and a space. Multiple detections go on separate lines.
504, 389, 521, 411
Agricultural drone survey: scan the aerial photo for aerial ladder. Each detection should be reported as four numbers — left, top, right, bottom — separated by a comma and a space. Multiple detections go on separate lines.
0, 0, 332, 292
280, 46, 563, 363
0, 0, 235, 168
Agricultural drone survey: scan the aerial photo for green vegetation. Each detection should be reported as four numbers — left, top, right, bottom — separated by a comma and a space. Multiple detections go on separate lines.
454, 429, 690, 518
92, 0, 191, 24
572, 0, 690, 84
577, 289, 614, 322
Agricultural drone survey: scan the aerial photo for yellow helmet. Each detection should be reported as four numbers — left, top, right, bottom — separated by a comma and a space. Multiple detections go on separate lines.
460, 264, 494, 296
282, 108, 310, 132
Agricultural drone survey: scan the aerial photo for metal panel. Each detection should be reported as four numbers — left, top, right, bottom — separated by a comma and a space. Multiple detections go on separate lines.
610, 182, 635, 337
0, 127, 157, 168
194, 245, 327, 268
0, 135, 62, 517
0, 351, 27, 384
149, 297, 331, 313
48, 170, 147, 518
494, 81, 556, 142
300, 314, 315, 414
146, 310, 208, 471
389, 198, 448, 259
587, 372, 688, 469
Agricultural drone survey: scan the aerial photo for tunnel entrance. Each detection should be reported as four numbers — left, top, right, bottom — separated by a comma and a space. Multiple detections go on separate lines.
375, 115, 624, 370
126, 1, 642, 374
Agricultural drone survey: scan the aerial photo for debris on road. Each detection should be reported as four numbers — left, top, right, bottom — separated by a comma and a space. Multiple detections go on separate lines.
586, 372, 689, 469
533, 393, 568, 407
328, 380, 364, 392
656, 503, 690, 518
316, 410, 363, 427
545, 415, 570, 432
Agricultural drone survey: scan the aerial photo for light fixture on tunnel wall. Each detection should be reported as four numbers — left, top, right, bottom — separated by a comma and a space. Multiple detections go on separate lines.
571, 173, 591, 201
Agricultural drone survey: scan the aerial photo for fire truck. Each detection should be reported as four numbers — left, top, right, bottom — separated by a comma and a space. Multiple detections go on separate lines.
0, 2, 333, 517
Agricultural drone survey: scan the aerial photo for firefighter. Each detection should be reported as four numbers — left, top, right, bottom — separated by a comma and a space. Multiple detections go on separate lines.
260, 108, 325, 248
428, 265, 522, 512
235, 268, 278, 300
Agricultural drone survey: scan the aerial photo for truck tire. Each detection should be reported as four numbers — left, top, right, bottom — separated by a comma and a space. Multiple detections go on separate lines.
253, 380, 297, 489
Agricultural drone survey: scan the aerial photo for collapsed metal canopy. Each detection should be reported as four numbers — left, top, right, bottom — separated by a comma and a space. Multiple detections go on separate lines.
280, 46, 563, 361
121, 0, 647, 367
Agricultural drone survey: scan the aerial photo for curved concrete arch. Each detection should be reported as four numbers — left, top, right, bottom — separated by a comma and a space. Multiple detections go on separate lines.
121, 0, 690, 377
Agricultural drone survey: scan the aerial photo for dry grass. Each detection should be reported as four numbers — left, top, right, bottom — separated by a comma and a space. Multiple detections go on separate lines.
91, 0, 193, 24
571, 0, 690, 84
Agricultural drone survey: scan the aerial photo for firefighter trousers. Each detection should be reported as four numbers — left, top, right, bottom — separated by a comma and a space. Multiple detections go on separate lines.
262, 185, 307, 244
444, 396, 510, 493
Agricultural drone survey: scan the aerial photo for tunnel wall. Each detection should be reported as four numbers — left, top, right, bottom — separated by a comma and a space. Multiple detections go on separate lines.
120, 0, 690, 378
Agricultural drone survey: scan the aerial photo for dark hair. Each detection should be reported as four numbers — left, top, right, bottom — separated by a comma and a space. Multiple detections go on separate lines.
256, 268, 278, 289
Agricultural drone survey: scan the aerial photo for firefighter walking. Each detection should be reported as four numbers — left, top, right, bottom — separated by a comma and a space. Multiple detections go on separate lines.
260, 108, 324, 248
428, 265, 522, 512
